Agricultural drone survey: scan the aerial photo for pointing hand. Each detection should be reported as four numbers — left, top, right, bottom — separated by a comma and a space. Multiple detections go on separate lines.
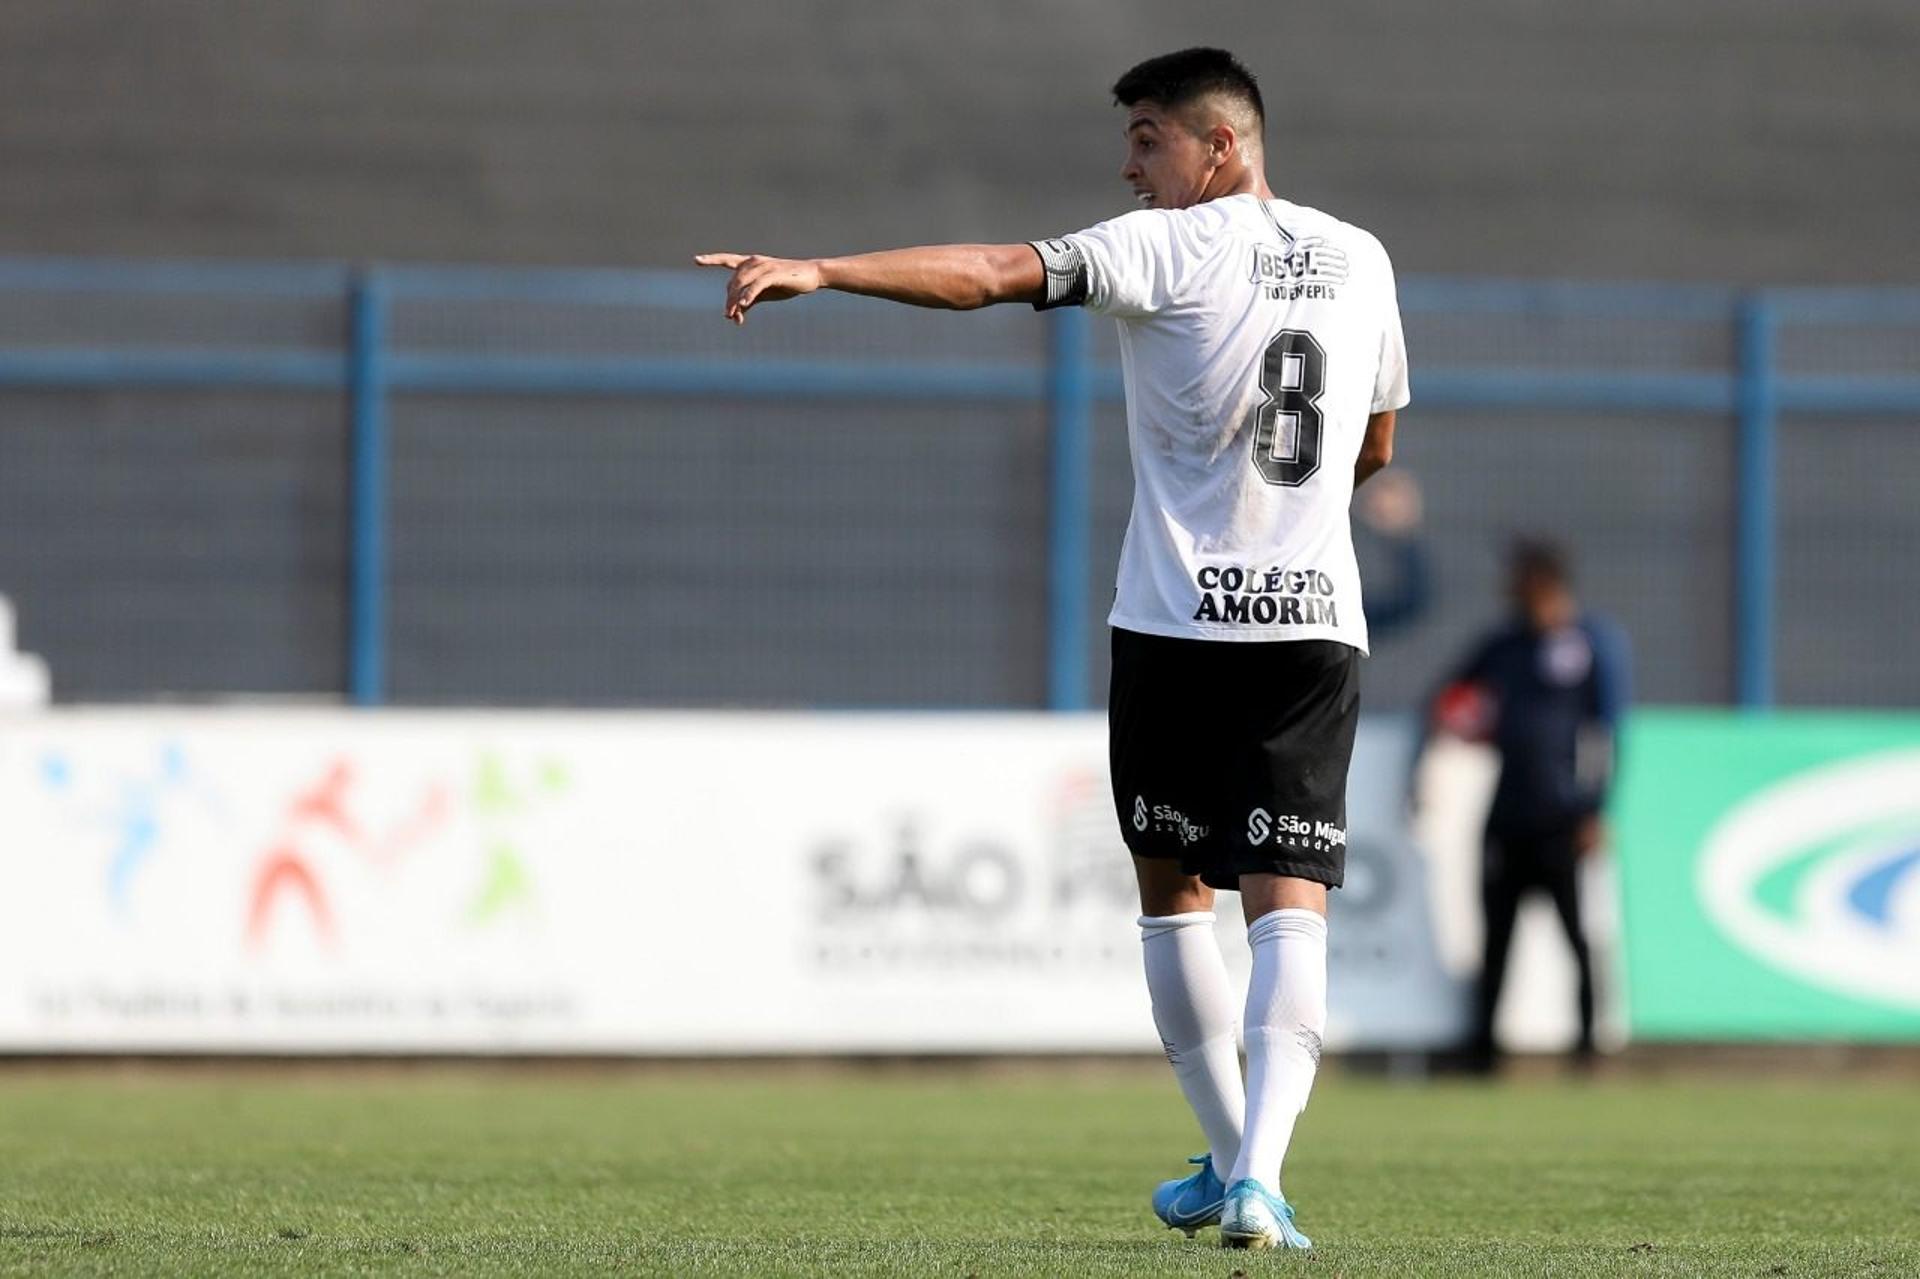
693, 253, 824, 325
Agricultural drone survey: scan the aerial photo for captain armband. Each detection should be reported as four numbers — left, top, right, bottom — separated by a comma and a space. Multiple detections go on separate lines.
1028, 238, 1090, 310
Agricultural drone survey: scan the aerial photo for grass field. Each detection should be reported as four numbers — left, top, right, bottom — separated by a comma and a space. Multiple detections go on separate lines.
1, 1065, 1915, 1276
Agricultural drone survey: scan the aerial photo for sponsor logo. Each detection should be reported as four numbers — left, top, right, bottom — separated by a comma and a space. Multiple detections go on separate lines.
1192, 565, 1339, 628
1247, 807, 1345, 852
36, 745, 556, 946
1248, 236, 1348, 301
23, 741, 576, 1033
1136, 798, 1209, 847
1698, 749, 1920, 1010
803, 768, 1137, 972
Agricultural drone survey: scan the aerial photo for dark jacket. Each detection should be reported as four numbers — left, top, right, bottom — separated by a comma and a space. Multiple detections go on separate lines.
1440, 613, 1631, 837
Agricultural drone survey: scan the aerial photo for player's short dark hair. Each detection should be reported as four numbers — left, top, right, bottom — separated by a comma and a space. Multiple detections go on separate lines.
1111, 47, 1265, 131
1510, 537, 1572, 586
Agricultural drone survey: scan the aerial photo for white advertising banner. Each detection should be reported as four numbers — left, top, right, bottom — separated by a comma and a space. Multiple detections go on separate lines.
0, 708, 1516, 1055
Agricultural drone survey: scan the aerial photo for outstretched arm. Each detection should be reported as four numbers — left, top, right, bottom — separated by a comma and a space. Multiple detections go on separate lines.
694, 245, 1047, 325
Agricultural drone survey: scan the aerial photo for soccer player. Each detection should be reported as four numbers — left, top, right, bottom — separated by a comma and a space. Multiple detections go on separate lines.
698, 47, 1408, 1251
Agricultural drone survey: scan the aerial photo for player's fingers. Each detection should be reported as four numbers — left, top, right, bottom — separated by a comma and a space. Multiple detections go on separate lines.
723, 265, 765, 320
725, 273, 759, 323
693, 253, 746, 269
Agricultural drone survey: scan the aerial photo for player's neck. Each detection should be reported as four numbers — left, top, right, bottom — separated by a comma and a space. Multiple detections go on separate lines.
1200, 162, 1272, 204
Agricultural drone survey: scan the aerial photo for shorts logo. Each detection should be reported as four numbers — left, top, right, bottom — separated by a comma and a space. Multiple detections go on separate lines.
1136, 797, 1208, 847
1247, 808, 1346, 851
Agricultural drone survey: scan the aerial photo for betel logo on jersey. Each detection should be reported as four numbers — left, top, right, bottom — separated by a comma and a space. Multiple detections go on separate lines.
1697, 749, 1920, 1010
1248, 237, 1348, 302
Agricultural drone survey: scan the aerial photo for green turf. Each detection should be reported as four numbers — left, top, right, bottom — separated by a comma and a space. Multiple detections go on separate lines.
1, 1066, 1915, 1276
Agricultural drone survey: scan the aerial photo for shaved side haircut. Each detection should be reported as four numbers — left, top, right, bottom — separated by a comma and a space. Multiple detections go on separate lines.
1111, 47, 1266, 141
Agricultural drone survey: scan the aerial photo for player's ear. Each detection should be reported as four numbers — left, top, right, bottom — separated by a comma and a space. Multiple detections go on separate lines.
1208, 122, 1238, 168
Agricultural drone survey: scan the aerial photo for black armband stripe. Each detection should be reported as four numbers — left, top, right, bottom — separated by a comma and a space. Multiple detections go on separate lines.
1029, 238, 1089, 311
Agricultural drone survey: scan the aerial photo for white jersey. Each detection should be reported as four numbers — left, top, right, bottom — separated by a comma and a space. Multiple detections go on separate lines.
1032, 194, 1410, 652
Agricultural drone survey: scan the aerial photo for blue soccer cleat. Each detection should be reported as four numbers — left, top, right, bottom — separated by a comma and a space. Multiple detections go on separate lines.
1151, 1153, 1227, 1237
1219, 1177, 1313, 1250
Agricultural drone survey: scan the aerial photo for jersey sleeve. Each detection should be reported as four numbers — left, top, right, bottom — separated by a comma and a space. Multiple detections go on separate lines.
1588, 618, 1633, 731
1030, 209, 1185, 318
1574, 619, 1632, 814
1371, 246, 1411, 413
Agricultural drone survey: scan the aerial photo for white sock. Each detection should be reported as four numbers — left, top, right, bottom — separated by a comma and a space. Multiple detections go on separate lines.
1139, 912, 1244, 1178
1229, 907, 1328, 1194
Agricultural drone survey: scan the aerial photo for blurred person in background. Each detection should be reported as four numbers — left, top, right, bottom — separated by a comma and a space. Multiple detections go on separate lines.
1420, 538, 1629, 1071
1353, 470, 1430, 640
699, 47, 1409, 1251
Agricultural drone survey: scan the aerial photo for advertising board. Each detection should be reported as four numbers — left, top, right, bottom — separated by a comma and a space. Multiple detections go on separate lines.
0, 709, 1475, 1054
1613, 710, 1920, 1039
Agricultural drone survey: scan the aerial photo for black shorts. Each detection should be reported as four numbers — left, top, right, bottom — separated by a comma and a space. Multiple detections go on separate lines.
1109, 627, 1360, 891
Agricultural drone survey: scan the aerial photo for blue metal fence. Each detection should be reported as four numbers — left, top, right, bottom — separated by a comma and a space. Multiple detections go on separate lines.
2, 256, 1918, 710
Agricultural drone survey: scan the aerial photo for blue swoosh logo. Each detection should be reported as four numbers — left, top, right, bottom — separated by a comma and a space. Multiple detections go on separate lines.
1846, 846, 1920, 930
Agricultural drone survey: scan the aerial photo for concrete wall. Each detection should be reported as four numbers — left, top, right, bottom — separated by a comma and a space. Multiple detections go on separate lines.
2, 1, 1917, 283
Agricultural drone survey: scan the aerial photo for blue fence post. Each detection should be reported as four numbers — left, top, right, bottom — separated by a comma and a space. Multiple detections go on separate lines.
1045, 307, 1094, 711
347, 269, 390, 706
1734, 294, 1777, 710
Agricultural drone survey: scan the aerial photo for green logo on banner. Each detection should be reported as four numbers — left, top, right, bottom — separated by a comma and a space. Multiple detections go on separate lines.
1698, 749, 1920, 1011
